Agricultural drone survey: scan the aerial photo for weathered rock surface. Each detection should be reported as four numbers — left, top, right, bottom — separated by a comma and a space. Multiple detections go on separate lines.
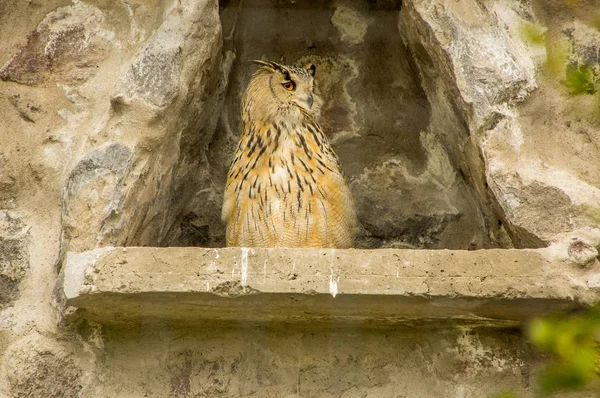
2, 333, 83, 398
58, 245, 600, 396
0, 0, 224, 396
62, 246, 600, 326
0, 0, 599, 396
87, 325, 542, 397
401, 0, 600, 248
57, 0, 223, 253
0, 211, 29, 307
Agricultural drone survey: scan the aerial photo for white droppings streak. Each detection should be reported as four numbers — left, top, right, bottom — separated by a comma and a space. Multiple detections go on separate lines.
329, 249, 338, 298
263, 260, 267, 284
329, 274, 338, 298
214, 249, 220, 259
241, 247, 249, 286
206, 282, 210, 291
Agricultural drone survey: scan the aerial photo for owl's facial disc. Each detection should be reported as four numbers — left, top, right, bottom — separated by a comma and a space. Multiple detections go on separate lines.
251, 60, 320, 116
275, 73, 313, 111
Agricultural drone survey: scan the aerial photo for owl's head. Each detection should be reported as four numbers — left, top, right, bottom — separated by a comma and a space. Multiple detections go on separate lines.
245, 60, 322, 120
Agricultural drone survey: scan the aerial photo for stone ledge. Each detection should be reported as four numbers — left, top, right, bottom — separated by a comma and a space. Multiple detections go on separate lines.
61, 247, 600, 327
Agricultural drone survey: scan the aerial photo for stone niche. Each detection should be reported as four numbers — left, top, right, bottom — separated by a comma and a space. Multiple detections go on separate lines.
215, 0, 499, 251
213, 0, 600, 253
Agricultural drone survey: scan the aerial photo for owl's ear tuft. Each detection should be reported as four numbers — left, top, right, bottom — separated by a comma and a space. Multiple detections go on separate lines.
305, 63, 316, 76
251, 60, 288, 75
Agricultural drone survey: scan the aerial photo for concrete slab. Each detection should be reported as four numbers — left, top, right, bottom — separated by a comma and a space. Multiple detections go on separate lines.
61, 247, 600, 326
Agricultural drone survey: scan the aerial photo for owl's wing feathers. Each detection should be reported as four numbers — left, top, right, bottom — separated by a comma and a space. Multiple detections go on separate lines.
224, 119, 356, 248
294, 122, 357, 247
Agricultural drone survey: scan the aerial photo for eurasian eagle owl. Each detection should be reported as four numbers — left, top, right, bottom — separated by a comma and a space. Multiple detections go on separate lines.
222, 60, 357, 248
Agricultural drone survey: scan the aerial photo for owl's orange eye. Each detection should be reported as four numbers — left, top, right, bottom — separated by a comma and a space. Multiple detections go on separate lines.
282, 81, 295, 91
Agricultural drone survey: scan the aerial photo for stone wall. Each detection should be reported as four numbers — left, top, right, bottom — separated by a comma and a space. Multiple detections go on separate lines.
0, 0, 599, 396
79, 325, 544, 397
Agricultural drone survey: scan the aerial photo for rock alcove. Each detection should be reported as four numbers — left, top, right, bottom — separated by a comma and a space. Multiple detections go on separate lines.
215, 0, 499, 251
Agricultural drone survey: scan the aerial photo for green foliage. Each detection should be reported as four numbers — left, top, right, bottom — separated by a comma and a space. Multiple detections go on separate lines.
520, 22, 546, 46
528, 307, 600, 395
506, 6, 600, 395
520, 7, 600, 99
565, 64, 597, 95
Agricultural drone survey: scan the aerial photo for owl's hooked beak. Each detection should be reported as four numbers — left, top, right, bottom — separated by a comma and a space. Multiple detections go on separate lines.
295, 93, 314, 112
306, 94, 314, 108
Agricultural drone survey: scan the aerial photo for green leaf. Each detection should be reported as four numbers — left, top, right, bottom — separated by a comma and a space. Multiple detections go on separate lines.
530, 306, 600, 394
538, 363, 590, 394
565, 64, 597, 95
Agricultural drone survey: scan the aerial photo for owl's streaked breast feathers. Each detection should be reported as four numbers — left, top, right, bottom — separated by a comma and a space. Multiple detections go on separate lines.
222, 60, 357, 248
